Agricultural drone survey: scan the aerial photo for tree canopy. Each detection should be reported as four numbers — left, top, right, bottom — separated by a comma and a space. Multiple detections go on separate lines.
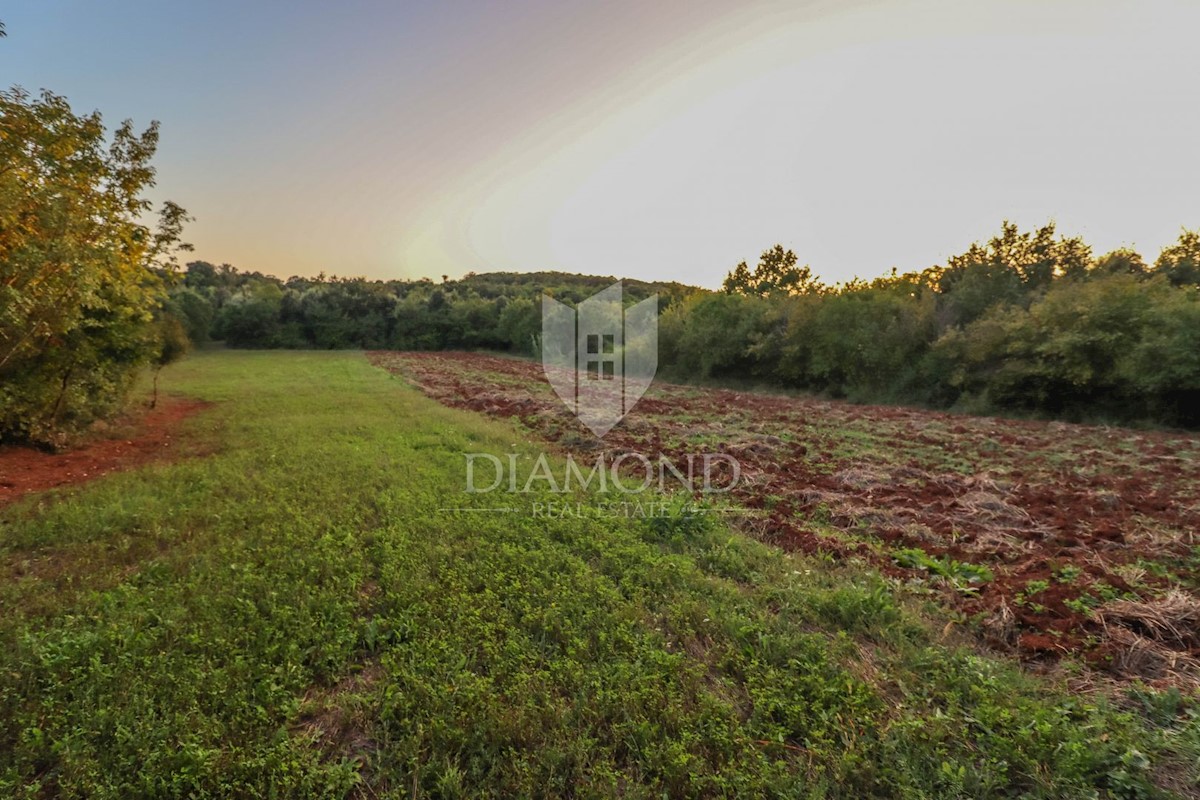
722, 245, 819, 297
0, 88, 190, 444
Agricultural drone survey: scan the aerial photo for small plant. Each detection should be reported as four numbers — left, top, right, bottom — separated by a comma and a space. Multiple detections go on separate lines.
1136, 559, 1172, 580
809, 502, 832, 524
1055, 564, 1084, 584
1092, 581, 1136, 603
892, 548, 992, 592
1064, 594, 1102, 615
1101, 747, 1157, 800
1014, 580, 1051, 612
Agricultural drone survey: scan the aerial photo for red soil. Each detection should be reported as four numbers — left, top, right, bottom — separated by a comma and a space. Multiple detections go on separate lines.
0, 397, 211, 507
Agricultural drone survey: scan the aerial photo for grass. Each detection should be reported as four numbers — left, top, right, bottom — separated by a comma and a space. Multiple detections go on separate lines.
0, 350, 1196, 798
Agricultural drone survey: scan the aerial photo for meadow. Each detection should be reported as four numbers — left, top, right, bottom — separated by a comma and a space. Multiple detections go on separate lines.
1, 350, 1198, 798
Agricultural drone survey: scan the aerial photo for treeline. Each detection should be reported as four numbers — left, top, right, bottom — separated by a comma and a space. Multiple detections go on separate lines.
660, 226, 1200, 426
173, 222, 1200, 427
1, 88, 190, 446
168, 266, 691, 353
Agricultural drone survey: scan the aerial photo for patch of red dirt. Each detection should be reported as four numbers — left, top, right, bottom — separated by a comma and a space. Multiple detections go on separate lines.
0, 397, 212, 507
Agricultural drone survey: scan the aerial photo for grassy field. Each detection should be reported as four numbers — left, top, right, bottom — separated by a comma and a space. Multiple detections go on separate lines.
1, 350, 1197, 798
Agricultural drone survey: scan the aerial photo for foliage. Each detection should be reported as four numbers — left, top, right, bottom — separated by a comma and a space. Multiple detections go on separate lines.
148, 313, 191, 408
658, 291, 773, 379
722, 244, 819, 297
661, 223, 1200, 427
181, 265, 685, 354
893, 547, 994, 590
1155, 229, 1200, 287
933, 221, 1091, 327
932, 273, 1200, 422
0, 88, 189, 444
165, 287, 214, 344
780, 272, 938, 399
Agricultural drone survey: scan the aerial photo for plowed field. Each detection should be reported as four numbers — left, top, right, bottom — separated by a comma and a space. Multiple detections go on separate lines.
370, 350, 1200, 684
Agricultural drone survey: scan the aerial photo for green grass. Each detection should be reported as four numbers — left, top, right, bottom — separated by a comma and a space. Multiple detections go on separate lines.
0, 351, 1195, 798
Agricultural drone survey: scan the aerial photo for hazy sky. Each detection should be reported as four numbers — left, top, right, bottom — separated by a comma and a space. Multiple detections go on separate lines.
3, 0, 1199, 287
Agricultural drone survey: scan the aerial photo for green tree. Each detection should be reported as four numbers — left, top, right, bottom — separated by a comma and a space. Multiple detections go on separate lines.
1120, 282, 1200, 424
1093, 248, 1148, 277
794, 275, 937, 398
659, 292, 770, 379
497, 296, 540, 353
930, 273, 1162, 418
1153, 228, 1200, 286
149, 314, 190, 408
935, 222, 1092, 328
0, 88, 190, 443
167, 287, 215, 343
213, 285, 284, 347
723, 245, 818, 297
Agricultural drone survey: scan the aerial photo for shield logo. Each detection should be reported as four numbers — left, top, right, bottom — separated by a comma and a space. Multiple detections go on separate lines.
542, 282, 658, 437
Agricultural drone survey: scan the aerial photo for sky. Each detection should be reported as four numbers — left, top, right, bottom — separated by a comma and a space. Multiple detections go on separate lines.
2, 0, 1199, 288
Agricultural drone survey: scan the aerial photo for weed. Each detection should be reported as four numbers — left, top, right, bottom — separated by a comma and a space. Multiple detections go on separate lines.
893, 547, 993, 592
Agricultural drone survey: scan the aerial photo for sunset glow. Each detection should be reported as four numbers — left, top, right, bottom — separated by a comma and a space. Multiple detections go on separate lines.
5, 0, 1199, 285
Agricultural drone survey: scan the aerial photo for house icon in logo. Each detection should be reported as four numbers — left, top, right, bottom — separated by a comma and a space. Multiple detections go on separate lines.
542, 282, 658, 437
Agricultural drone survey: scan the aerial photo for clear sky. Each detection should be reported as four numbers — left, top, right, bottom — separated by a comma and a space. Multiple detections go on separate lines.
3, 0, 1199, 288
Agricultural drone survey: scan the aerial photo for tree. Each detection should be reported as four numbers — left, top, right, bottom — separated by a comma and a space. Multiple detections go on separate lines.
212, 285, 283, 347
497, 297, 540, 353
723, 245, 818, 297
1093, 248, 1148, 277
659, 292, 771, 379
929, 273, 1165, 418
184, 260, 219, 289
791, 276, 937, 399
149, 314, 190, 408
167, 287, 216, 343
935, 222, 1092, 329
1121, 282, 1200, 424
0, 88, 190, 443
1154, 228, 1200, 286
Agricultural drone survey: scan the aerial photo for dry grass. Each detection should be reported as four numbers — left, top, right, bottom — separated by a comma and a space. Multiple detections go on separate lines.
955, 489, 1029, 523
833, 467, 891, 492
1094, 590, 1200, 681
1101, 627, 1200, 681
981, 600, 1018, 646
1097, 590, 1200, 648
